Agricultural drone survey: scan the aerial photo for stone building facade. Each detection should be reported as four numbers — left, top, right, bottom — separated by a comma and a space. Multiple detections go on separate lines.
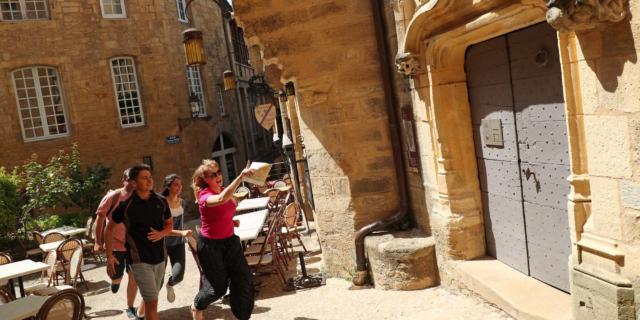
0, 0, 265, 200
234, 0, 640, 319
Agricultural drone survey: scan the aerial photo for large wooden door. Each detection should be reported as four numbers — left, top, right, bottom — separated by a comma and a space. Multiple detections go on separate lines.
466, 23, 571, 292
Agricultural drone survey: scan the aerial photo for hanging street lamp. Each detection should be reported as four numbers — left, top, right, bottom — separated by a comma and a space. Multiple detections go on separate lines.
182, 28, 206, 65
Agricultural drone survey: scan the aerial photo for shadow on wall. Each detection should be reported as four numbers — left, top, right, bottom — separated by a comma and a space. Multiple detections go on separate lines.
577, 9, 636, 92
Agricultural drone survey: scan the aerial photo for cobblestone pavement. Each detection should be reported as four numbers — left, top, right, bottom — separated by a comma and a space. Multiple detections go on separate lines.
77, 225, 512, 320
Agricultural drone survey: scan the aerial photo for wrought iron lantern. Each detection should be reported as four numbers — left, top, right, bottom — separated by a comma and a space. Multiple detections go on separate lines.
223, 70, 236, 91
183, 28, 206, 65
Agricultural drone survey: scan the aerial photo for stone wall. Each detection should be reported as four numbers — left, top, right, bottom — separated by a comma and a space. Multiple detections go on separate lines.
568, 1, 640, 316
0, 0, 245, 205
234, 0, 430, 277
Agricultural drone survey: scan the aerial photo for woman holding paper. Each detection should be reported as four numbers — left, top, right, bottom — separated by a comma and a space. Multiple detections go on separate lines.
190, 160, 255, 320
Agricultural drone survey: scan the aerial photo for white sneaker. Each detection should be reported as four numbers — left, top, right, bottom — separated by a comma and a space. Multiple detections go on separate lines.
166, 284, 175, 303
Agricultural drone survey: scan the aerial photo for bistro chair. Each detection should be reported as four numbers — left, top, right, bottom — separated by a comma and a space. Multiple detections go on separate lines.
273, 180, 287, 189
43, 232, 65, 244
0, 252, 13, 298
0, 252, 11, 265
245, 214, 287, 286
234, 186, 252, 200
35, 288, 85, 320
282, 203, 308, 253
25, 250, 68, 295
67, 248, 88, 290
33, 231, 45, 244
54, 239, 83, 286
0, 288, 14, 304
244, 209, 289, 270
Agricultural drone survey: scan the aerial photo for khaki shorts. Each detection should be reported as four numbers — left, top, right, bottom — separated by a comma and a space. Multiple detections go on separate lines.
130, 262, 165, 302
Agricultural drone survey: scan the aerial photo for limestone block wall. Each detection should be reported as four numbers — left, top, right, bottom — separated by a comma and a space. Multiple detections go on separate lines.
234, 0, 430, 277
568, 1, 640, 313
0, 0, 245, 203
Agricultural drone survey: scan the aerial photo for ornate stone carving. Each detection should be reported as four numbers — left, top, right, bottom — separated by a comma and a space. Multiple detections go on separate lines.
546, 0, 627, 31
395, 52, 422, 76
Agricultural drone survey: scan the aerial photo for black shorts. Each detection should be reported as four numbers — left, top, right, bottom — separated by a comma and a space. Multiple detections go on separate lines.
109, 251, 132, 280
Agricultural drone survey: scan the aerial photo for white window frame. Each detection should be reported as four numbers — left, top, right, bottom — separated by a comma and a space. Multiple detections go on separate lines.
12, 66, 70, 142
100, 0, 126, 19
212, 134, 237, 185
217, 85, 226, 116
0, 0, 49, 21
186, 65, 206, 117
175, 0, 188, 23
110, 57, 145, 128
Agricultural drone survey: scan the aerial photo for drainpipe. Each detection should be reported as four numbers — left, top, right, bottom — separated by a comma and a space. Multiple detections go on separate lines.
221, 12, 252, 160
353, 0, 409, 286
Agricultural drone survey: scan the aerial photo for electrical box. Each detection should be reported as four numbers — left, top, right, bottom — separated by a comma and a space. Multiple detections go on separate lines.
482, 119, 504, 147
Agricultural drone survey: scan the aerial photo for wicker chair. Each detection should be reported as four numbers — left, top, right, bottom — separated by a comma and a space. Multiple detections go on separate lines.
0, 252, 13, 298
67, 248, 88, 290
234, 186, 252, 200
273, 180, 287, 188
244, 214, 287, 286
43, 232, 65, 244
282, 203, 308, 253
54, 239, 83, 286
25, 250, 61, 294
0, 288, 13, 305
33, 231, 44, 244
35, 288, 85, 320
0, 252, 11, 265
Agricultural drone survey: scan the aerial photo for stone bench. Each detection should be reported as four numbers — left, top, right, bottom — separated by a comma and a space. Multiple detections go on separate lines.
364, 229, 438, 290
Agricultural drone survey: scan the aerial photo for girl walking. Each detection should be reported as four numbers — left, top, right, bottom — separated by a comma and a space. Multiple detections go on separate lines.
162, 174, 191, 303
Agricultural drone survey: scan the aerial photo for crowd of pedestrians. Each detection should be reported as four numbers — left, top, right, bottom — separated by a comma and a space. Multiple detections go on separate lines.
94, 160, 255, 320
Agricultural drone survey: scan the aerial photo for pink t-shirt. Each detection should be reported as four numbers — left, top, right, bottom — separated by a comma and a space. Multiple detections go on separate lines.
95, 189, 131, 252
198, 188, 236, 240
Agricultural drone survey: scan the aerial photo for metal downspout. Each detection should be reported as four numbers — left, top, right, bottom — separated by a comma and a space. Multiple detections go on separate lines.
221, 12, 251, 159
353, 0, 410, 286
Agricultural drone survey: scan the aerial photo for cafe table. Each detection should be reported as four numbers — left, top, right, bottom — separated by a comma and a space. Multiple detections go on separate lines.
236, 197, 270, 213
234, 209, 269, 241
39, 239, 88, 253
0, 259, 49, 297
41, 225, 88, 237
0, 294, 49, 320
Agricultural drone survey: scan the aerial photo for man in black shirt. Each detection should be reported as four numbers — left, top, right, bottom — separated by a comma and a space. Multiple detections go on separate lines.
106, 164, 173, 320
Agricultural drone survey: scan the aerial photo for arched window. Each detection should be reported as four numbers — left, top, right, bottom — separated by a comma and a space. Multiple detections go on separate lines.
212, 133, 237, 185
12, 66, 69, 141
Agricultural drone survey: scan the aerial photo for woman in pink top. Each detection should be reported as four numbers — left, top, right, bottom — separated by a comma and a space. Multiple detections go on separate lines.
190, 160, 254, 320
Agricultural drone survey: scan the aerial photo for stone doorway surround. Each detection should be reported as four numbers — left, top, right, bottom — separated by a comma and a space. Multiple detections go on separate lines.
395, 0, 592, 316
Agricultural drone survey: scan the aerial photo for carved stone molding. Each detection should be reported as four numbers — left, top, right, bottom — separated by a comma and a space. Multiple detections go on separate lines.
546, 0, 627, 32
396, 52, 422, 76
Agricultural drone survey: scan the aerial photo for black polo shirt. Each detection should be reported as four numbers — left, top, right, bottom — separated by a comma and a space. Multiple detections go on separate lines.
112, 191, 171, 264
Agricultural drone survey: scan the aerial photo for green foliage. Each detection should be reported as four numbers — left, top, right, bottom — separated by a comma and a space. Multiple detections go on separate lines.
15, 151, 75, 231
67, 144, 111, 215
5, 143, 111, 240
0, 168, 20, 236
31, 213, 86, 231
